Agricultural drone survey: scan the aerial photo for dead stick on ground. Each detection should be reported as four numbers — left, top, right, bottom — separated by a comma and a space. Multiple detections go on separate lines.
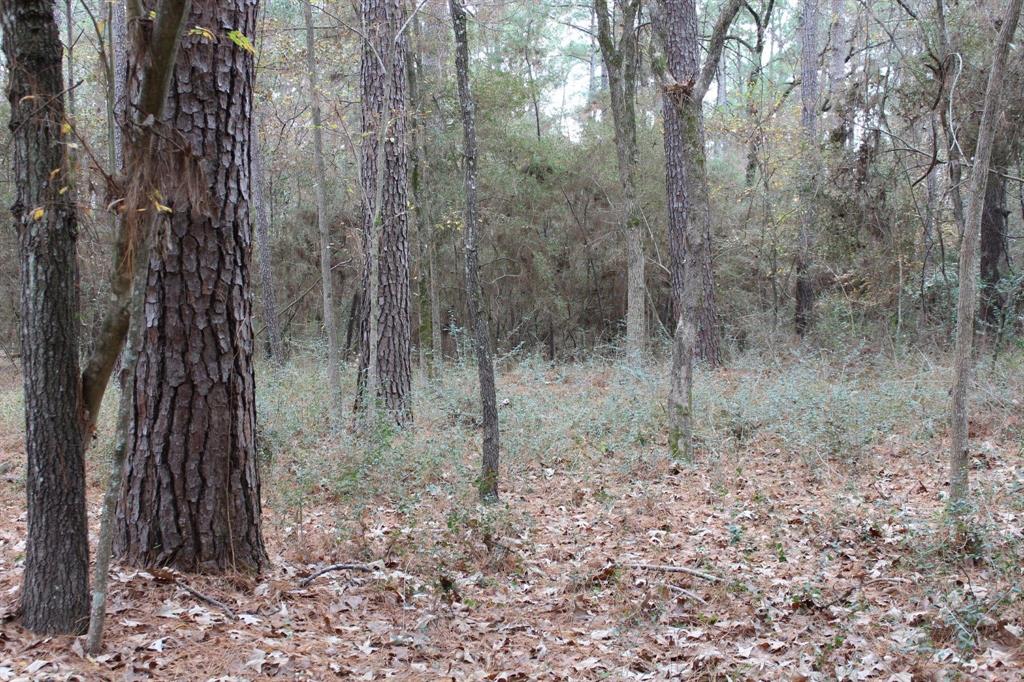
628, 563, 722, 583
178, 581, 237, 620
299, 563, 376, 588
665, 584, 709, 605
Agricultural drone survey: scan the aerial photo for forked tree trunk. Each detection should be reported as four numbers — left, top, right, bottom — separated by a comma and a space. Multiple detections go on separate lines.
594, 0, 645, 363
115, 0, 268, 572
356, 0, 413, 424
450, 0, 500, 502
658, 0, 740, 458
2, 0, 90, 634
304, 0, 340, 400
794, 0, 820, 336
948, 0, 1022, 510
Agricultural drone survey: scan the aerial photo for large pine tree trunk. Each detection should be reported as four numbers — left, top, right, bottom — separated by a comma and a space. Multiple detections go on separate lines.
356, 0, 413, 423
2, 0, 90, 634
450, 0, 501, 502
115, 0, 268, 573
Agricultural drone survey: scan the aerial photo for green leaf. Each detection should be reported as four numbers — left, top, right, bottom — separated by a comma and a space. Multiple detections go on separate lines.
227, 29, 255, 54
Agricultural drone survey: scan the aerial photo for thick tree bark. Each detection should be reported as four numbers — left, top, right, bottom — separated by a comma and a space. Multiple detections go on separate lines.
115, 0, 268, 572
356, 0, 413, 424
795, 0, 820, 336
594, 0, 645, 363
450, 0, 500, 503
2, 0, 90, 635
948, 0, 1022, 509
304, 0, 340, 397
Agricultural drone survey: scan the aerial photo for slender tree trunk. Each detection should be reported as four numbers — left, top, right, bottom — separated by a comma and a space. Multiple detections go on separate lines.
2, 0, 90, 635
252, 127, 286, 363
303, 0, 339, 398
595, 0, 645, 363
979, 141, 1010, 327
115, 0, 268, 572
450, 0, 500, 502
356, 0, 413, 424
948, 0, 1022, 510
795, 0, 820, 336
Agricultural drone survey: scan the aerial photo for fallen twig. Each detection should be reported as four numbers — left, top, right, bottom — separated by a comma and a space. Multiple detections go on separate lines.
178, 582, 237, 620
299, 562, 376, 588
665, 584, 709, 605
628, 563, 722, 583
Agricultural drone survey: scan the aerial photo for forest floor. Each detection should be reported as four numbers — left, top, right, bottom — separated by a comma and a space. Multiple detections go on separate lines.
0, 347, 1023, 680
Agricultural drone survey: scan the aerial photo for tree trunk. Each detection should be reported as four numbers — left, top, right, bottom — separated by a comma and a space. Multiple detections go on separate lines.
450, 0, 501, 503
252, 124, 286, 363
115, 0, 268, 573
303, 0, 339, 399
948, 0, 1022, 510
795, 0, 820, 336
2, 0, 90, 635
979, 142, 1010, 328
595, 0, 645, 363
356, 0, 413, 424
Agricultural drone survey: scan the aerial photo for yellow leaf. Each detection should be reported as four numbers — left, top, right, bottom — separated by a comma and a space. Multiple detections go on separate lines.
49, 167, 61, 180
61, 121, 73, 135
31, 207, 44, 221
58, 186, 69, 195
189, 25, 216, 41
153, 201, 173, 214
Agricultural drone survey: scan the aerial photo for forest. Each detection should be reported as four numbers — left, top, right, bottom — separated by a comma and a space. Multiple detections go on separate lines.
0, 0, 1022, 678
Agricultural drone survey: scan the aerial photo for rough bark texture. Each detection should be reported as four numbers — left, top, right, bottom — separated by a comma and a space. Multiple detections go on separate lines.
2, 0, 90, 634
795, 0, 820, 336
948, 0, 1022, 509
450, 0, 500, 502
594, 0, 645, 363
356, 0, 412, 423
304, 0, 339, 398
115, 0, 268, 573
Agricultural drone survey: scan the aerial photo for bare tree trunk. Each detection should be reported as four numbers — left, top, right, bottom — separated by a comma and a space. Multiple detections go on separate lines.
356, 0, 413, 424
450, 0, 500, 502
253, 117, 286, 363
115, 0, 268, 572
304, 0, 340, 403
595, 0, 645, 363
948, 0, 1022, 510
657, 0, 740, 457
794, 0, 820, 336
2, 0, 89, 635
979, 140, 1010, 328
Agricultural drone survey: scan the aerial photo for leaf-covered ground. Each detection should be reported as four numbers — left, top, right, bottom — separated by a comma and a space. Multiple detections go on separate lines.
1, 351, 1022, 680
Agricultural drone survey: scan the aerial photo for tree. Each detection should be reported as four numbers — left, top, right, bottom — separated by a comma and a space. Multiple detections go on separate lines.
356, 0, 413, 424
114, 0, 268, 572
450, 0, 501, 502
2, 0, 90, 635
948, 0, 1022, 510
657, 0, 741, 460
656, 0, 739, 369
304, 0, 340, 407
252, 119, 287, 363
795, 0, 820, 336
594, 0, 645, 363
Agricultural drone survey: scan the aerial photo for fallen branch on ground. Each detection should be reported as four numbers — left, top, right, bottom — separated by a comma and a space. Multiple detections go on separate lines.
178, 581, 237, 620
628, 563, 722, 582
665, 584, 709, 605
299, 563, 377, 588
